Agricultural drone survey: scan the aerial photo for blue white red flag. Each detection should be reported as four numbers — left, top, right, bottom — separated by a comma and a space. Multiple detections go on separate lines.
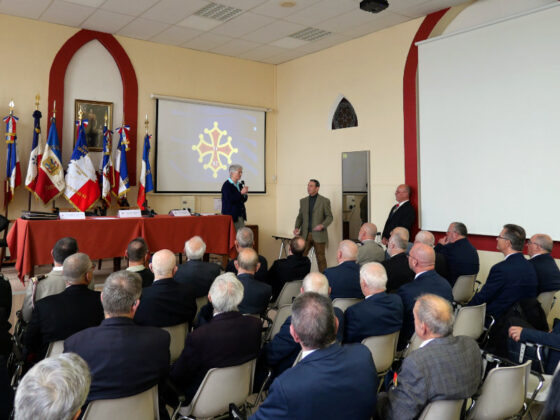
63, 120, 100, 211
100, 124, 114, 204
25, 110, 42, 194
113, 125, 130, 197
35, 117, 65, 204
4, 114, 21, 207
137, 133, 153, 209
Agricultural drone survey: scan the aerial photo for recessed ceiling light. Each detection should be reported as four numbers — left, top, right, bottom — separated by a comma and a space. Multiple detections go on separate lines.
280, 1, 296, 7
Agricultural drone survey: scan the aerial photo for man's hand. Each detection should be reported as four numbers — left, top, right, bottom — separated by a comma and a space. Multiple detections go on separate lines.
293, 228, 301, 235
313, 224, 324, 232
508, 326, 523, 342
382, 237, 388, 246
438, 237, 448, 245
240, 186, 249, 195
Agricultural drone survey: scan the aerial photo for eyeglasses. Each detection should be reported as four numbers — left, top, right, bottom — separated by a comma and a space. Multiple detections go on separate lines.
496, 236, 509, 241
526, 241, 535, 246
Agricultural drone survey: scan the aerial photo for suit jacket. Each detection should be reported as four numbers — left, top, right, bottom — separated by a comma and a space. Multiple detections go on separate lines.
381, 252, 415, 293
251, 343, 377, 420
357, 240, 385, 265
469, 253, 538, 319
385, 335, 481, 420
397, 270, 453, 347
325, 261, 363, 300
263, 307, 345, 378
226, 254, 269, 284
134, 278, 197, 328
294, 194, 333, 243
529, 253, 560, 294
24, 284, 104, 357
170, 311, 261, 403
64, 317, 170, 401
434, 237, 479, 285
381, 201, 415, 241
266, 254, 311, 300
126, 266, 155, 288
238, 273, 272, 315
520, 321, 560, 374
434, 252, 450, 281
221, 180, 247, 221
174, 260, 221, 298
344, 292, 403, 343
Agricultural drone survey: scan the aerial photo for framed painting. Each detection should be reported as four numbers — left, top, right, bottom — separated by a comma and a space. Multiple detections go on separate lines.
74, 99, 113, 152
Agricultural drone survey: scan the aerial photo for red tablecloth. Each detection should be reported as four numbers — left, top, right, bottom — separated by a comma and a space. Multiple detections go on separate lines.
7, 215, 236, 280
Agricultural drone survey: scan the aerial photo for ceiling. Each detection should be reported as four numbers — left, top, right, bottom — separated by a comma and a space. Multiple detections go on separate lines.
0, 0, 468, 64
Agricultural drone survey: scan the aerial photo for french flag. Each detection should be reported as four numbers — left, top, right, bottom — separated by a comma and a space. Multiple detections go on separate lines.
137, 133, 153, 210
4, 114, 21, 208
35, 117, 65, 205
113, 125, 130, 198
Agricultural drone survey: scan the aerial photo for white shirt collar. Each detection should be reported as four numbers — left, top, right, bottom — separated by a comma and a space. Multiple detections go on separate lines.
301, 349, 317, 360
414, 270, 428, 279
53, 266, 63, 272
419, 338, 435, 348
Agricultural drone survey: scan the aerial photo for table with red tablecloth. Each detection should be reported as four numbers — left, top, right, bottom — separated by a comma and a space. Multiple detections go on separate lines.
7, 215, 236, 280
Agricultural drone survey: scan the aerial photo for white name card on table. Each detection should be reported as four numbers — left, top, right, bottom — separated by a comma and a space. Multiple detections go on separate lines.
170, 209, 191, 217
59, 211, 86, 220
118, 209, 142, 218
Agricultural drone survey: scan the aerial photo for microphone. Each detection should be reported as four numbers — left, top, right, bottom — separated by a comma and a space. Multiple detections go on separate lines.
239, 180, 245, 189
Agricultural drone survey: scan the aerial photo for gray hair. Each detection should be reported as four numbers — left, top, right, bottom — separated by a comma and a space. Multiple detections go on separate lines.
389, 232, 408, 250
101, 270, 142, 316
414, 294, 454, 337
237, 248, 259, 272
503, 224, 526, 251
14, 353, 91, 420
62, 253, 92, 284
151, 249, 176, 277
391, 227, 410, 242
451, 222, 468, 236
414, 231, 435, 247
338, 240, 358, 261
185, 236, 206, 261
532, 234, 553, 253
360, 262, 387, 291
360, 223, 377, 239
229, 164, 243, 175
209, 273, 244, 312
236, 227, 254, 248
292, 292, 336, 349
302, 272, 329, 296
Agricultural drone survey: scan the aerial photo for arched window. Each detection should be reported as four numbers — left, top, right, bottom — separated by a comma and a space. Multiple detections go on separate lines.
331, 98, 358, 130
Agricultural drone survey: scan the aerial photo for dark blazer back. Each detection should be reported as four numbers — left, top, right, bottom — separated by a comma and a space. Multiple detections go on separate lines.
266, 255, 311, 300
434, 237, 479, 285
325, 261, 363, 300
226, 255, 269, 283
238, 273, 272, 315
529, 253, 560, 293
174, 260, 221, 298
382, 252, 415, 293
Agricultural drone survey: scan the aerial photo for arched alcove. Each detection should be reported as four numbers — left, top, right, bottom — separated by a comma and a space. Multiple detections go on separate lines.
331, 97, 358, 130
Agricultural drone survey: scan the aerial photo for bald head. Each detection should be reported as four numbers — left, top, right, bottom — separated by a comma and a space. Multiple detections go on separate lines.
63, 253, 93, 285
359, 223, 377, 242
301, 272, 330, 296
289, 236, 306, 257
236, 247, 259, 274
529, 234, 553, 256
360, 263, 387, 295
408, 243, 435, 273
150, 249, 177, 279
337, 240, 358, 263
414, 231, 435, 247
391, 227, 410, 242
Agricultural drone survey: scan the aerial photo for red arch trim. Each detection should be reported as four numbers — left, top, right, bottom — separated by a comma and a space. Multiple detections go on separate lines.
48, 29, 137, 185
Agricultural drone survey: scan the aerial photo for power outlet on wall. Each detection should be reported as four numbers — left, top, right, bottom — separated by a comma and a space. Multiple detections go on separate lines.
181, 195, 195, 212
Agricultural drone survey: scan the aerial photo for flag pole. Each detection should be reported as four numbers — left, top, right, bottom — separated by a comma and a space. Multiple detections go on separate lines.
51, 101, 56, 213
4, 99, 15, 221
27, 94, 40, 211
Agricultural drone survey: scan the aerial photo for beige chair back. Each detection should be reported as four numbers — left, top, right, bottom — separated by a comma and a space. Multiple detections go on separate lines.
469, 360, 530, 420
361, 331, 400, 374
402, 333, 424, 358
82, 385, 159, 420
178, 359, 256, 419
537, 291, 557, 316
45, 340, 64, 358
292, 350, 303, 367
195, 296, 209, 320
419, 399, 464, 420
275, 280, 302, 308
332, 298, 362, 313
452, 274, 476, 305
453, 303, 485, 340
161, 322, 188, 363
268, 304, 292, 341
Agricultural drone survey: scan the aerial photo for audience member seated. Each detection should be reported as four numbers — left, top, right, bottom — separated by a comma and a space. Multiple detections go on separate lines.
169, 273, 262, 405
174, 236, 221, 298
527, 233, 560, 294
382, 231, 415, 292
14, 353, 91, 420
509, 322, 560, 374
262, 272, 345, 382
22, 237, 80, 322
226, 227, 268, 282
325, 240, 363, 300
267, 236, 311, 301
384, 226, 413, 260
378, 294, 481, 419
397, 243, 453, 348
344, 262, 403, 344
434, 222, 479, 286
357, 223, 384, 265
64, 271, 170, 415
469, 224, 537, 320
25, 253, 104, 359
414, 230, 449, 281
134, 249, 197, 328
125, 237, 154, 288
250, 292, 377, 420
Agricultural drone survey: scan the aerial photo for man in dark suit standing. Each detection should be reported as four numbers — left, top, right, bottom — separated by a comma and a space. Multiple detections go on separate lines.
125, 237, 154, 288
174, 236, 221, 298
221, 164, 248, 231
379, 294, 481, 419
526, 233, 560, 293
64, 271, 170, 409
267, 236, 311, 300
382, 231, 415, 292
250, 292, 377, 420
397, 243, 453, 348
344, 262, 403, 344
325, 240, 363, 300
468, 224, 537, 320
434, 222, 479, 286
134, 249, 197, 328
381, 184, 416, 245
226, 227, 268, 283
25, 253, 104, 359
294, 179, 333, 273
170, 273, 262, 405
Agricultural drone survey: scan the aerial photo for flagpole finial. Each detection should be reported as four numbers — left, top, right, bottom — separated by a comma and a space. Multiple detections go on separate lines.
53, 100, 56, 119
9, 100, 14, 115
145, 113, 149, 134
104, 113, 108, 126
35, 94, 40, 110
78, 107, 83, 123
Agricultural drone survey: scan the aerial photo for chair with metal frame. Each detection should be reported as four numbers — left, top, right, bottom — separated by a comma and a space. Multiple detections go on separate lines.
537, 291, 558, 317
82, 385, 160, 420
452, 274, 477, 305
273, 281, 302, 309
331, 298, 362, 313
161, 322, 188, 364
361, 331, 400, 380
453, 303, 486, 340
418, 399, 464, 420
